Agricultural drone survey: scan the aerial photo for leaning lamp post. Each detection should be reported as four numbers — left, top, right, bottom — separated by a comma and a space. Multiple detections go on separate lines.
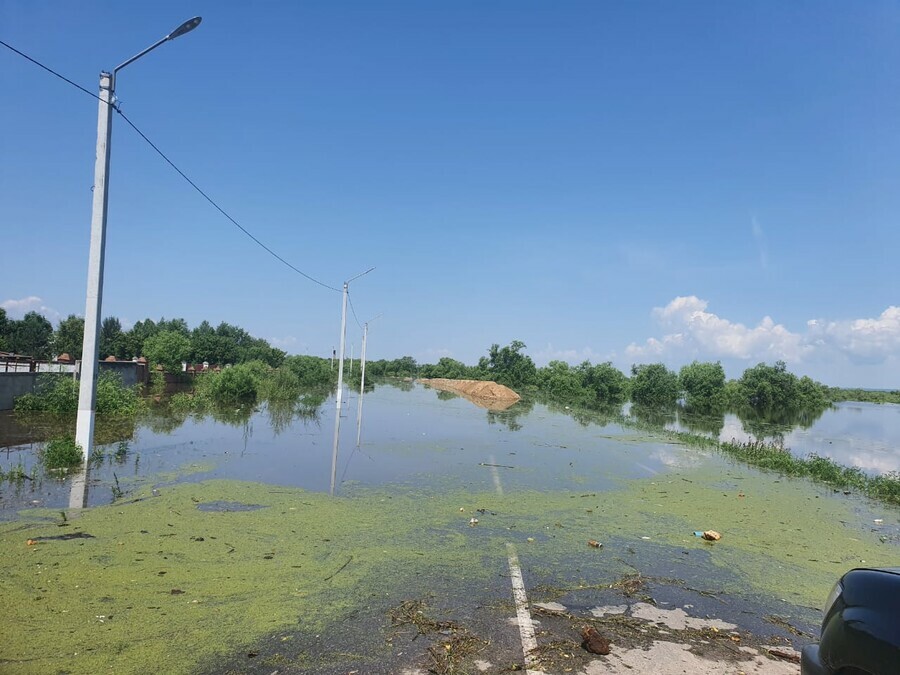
75, 17, 202, 460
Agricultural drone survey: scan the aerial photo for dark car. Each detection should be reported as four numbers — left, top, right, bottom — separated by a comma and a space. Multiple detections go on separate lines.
801, 567, 900, 675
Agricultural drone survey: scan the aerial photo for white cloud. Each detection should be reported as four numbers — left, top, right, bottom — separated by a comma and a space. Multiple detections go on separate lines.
628, 295, 809, 362
626, 297, 900, 368
1, 296, 61, 322
532, 343, 609, 366
808, 306, 900, 362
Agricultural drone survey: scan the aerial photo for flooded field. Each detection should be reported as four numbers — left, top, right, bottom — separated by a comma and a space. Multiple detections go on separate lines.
1, 382, 898, 674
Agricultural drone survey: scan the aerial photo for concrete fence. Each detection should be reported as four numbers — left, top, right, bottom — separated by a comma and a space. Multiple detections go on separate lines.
0, 361, 147, 410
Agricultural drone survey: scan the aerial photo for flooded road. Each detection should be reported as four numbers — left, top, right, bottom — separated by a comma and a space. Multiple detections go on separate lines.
1, 382, 898, 674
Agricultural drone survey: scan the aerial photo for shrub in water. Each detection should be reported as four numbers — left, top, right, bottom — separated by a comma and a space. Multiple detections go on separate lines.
43, 438, 83, 469
15, 372, 141, 415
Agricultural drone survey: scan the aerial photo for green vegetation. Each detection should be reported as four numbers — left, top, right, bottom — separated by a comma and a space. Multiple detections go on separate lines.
165, 356, 335, 419
826, 387, 900, 405
0, 461, 30, 483
14, 372, 142, 415
51, 314, 85, 359
142, 330, 192, 374
630, 363, 679, 407
1, 309, 285, 374
679, 360, 726, 410
718, 439, 900, 505
0, 309, 53, 358
41, 437, 83, 469
477, 340, 538, 388
732, 360, 829, 412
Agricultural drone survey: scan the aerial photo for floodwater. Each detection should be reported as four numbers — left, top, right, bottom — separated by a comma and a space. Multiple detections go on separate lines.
2, 381, 899, 674
1, 383, 898, 513
665, 401, 900, 474
0, 382, 701, 513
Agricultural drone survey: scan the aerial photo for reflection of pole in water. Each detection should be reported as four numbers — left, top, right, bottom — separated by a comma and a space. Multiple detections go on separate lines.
68, 466, 90, 509
356, 322, 368, 447
330, 393, 341, 496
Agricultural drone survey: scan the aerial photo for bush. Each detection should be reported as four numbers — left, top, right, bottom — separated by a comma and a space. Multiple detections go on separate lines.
42, 437, 83, 469
630, 363, 679, 408
195, 361, 266, 404
258, 367, 302, 402
15, 372, 141, 415
679, 361, 726, 410
283, 355, 337, 388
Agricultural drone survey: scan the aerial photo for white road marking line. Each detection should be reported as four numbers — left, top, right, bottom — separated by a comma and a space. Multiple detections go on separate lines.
488, 453, 504, 495
506, 542, 545, 675
490, 454, 544, 674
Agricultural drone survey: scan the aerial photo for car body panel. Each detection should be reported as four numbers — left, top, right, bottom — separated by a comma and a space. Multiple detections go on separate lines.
801, 567, 900, 675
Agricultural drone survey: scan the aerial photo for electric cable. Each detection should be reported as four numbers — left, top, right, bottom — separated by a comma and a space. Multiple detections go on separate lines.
0, 39, 341, 293
347, 291, 364, 331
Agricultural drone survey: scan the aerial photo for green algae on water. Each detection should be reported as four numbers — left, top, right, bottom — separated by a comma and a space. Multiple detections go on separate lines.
0, 464, 896, 674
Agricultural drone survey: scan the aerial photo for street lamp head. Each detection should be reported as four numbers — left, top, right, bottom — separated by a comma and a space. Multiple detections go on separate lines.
167, 16, 202, 40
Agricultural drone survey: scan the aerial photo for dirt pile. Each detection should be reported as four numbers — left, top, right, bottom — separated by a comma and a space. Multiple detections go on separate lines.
419, 379, 521, 410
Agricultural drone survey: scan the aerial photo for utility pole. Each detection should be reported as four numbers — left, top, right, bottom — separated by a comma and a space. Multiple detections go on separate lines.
335, 283, 348, 409
334, 267, 375, 410
356, 322, 368, 447
73, 16, 202, 462
74, 71, 114, 459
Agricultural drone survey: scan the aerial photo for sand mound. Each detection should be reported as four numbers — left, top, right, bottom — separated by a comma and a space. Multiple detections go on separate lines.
419, 379, 521, 405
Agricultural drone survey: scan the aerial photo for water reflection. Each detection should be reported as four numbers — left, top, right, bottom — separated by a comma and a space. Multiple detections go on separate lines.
676, 407, 725, 437
68, 466, 89, 509
0, 411, 136, 449
542, 399, 623, 427
631, 404, 678, 429
2, 384, 898, 515
734, 405, 826, 443
486, 398, 534, 431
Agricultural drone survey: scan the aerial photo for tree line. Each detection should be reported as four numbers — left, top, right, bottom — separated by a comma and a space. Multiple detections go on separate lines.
365, 340, 881, 415
0, 309, 285, 370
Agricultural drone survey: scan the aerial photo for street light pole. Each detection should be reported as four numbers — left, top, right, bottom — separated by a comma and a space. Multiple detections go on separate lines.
74, 17, 202, 461
334, 267, 375, 410
335, 283, 349, 410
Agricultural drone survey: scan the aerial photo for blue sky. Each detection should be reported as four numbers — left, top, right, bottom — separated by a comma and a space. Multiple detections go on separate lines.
1, 1, 898, 387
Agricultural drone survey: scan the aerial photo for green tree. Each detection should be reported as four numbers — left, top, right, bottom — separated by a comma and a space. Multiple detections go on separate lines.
143, 330, 192, 373
538, 361, 583, 400
99, 316, 125, 359
122, 319, 158, 359
581, 361, 629, 405
679, 361, 726, 410
52, 314, 85, 359
389, 356, 418, 376
0, 307, 8, 350
630, 363, 679, 407
421, 357, 472, 380
156, 317, 190, 336
478, 340, 537, 388
734, 361, 829, 413
284, 355, 336, 388
7, 311, 53, 359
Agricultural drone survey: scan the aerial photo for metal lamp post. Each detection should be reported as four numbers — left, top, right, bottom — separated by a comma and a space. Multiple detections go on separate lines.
74, 17, 202, 460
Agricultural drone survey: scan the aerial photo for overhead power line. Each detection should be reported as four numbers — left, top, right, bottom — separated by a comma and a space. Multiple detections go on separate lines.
347, 291, 363, 331
0, 39, 341, 294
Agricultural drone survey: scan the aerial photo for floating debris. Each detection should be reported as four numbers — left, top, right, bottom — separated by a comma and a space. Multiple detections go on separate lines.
580, 625, 611, 655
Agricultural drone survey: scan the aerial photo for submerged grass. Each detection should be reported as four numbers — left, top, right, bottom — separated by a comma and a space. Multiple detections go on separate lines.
620, 413, 900, 506
41, 437, 83, 470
